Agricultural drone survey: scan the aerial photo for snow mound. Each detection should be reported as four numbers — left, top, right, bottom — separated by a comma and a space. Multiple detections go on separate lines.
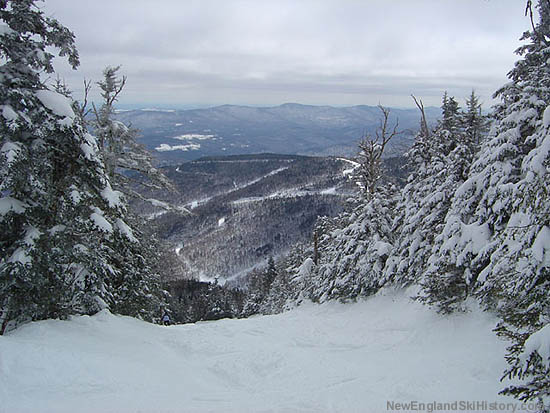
0, 291, 509, 413
90, 208, 113, 233
1, 141, 21, 164
1, 104, 18, 122
35, 89, 75, 120
0, 196, 26, 216
521, 324, 550, 368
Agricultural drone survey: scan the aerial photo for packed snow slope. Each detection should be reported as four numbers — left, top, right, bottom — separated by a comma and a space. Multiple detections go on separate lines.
0, 290, 511, 413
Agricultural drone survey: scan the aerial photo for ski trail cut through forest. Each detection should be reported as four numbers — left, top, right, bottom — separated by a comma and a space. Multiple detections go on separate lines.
0, 289, 509, 413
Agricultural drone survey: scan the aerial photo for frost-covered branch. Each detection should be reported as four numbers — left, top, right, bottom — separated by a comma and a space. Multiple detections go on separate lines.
89, 66, 179, 206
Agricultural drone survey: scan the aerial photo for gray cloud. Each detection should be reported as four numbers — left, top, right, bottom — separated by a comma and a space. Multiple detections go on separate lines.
42, 0, 531, 108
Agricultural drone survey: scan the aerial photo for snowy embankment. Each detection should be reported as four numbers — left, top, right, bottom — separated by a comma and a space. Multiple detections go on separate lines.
0, 290, 510, 413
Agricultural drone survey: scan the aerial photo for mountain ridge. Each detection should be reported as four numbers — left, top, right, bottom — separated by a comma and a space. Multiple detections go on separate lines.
115, 103, 440, 163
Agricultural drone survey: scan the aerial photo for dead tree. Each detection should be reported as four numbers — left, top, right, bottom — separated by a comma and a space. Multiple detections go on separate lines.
357, 105, 400, 199
411, 94, 430, 139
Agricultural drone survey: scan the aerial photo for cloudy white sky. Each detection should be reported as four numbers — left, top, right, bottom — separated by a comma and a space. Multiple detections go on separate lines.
42, 0, 531, 108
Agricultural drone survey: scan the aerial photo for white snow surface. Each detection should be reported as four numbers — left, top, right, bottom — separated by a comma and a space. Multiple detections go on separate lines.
173, 133, 215, 141
295, 257, 315, 280
100, 184, 124, 209
155, 143, 201, 152
35, 90, 75, 120
520, 323, 550, 369
543, 106, 550, 128
23, 226, 41, 247
147, 198, 170, 208
0, 23, 15, 35
69, 189, 82, 204
1, 104, 17, 122
80, 133, 100, 161
0, 290, 511, 413
532, 226, 550, 266
114, 218, 138, 243
90, 208, 113, 233
7, 247, 31, 265
1, 141, 21, 164
459, 222, 491, 256
0, 196, 26, 216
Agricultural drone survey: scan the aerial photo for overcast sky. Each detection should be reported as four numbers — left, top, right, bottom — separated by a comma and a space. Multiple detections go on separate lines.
41, 0, 531, 109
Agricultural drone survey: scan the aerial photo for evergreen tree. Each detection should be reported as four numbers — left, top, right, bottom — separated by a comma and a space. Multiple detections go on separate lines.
491, 2, 550, 404
92, 66, 175, 198
417, 0, 550, 405
386, 93, 475, 290
264, 256, 277, 292
440, 92, 461, 137
417, 90, 487, 312
242, 256, 282, 315
308, 109, 399, 302
274, 242, 314, 307
463, 90, 489, 147
0, 0, 162, 334
311, 187, 397, 302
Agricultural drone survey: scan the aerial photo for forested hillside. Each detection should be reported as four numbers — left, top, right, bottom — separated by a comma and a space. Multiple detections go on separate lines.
0, 2, 168, 333
239, 2, 550, 406
1, 0, 549, 410
142, 154, 360, 281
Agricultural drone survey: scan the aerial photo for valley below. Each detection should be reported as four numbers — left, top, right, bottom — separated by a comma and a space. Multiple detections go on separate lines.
138, 153, 373, 282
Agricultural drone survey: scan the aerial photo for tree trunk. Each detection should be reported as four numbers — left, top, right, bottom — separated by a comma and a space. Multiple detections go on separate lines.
0, 310, 10, 336
313, 231, 319, 265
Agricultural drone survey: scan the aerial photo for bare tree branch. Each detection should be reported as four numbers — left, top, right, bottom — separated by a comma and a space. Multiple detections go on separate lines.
357, 105, 400, 198
75, 78, 93, 119
525, 0, 550, 46
411, 94, 430, 138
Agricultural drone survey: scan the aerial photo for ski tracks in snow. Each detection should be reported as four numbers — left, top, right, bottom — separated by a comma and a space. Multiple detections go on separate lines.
1, 289, 509, 413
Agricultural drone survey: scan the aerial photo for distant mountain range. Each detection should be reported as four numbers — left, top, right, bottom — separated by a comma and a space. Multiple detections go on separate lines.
115, 103, 440, 164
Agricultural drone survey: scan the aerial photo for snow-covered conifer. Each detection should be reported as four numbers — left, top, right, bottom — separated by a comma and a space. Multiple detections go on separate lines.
92, 66, 175, 197
308, 109, 399, 302
492, 2, 550, 402
310, 187, 397, 302
386, 93, 475, 290
424, 0, 549, 313
463, 90, 489, 147
0, 1, 162, 334
416, 0, 550, 405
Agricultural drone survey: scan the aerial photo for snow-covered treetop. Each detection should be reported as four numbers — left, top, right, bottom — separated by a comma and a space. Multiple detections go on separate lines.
0, 0, 81, 142
0, 0, 79, 89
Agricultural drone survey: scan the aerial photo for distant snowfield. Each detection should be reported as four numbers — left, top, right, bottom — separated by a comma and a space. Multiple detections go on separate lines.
155, 133, 216, 152
184, 166, 291, 210
0, 290, 511, 413
155, 143, 201, 152
231, 186, 342, 205
173, 133, 215, 141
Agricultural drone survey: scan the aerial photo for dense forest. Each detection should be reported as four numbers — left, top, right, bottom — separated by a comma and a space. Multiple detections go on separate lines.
1, 0, 549, 408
